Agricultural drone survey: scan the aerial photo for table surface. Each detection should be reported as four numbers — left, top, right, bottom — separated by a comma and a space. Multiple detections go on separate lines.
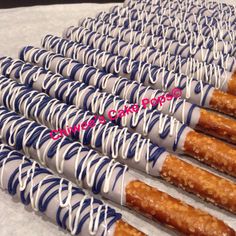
0, 2, 236, 236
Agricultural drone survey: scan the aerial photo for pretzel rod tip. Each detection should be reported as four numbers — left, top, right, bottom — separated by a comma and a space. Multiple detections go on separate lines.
197, 108, 236, 144
210, 89, 236, 117
161, 155, 236, 213
125, 180, 235, 236
184, 131, 236, 177
114, 220, 146, 236
10, 48, 236, 144
228, 72, 236, 96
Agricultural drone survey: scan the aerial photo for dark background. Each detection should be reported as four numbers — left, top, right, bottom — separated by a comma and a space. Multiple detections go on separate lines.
0, 0, 123, 9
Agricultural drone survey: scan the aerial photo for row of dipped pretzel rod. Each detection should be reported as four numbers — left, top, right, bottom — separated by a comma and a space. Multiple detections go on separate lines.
0, 89, 235, 236
0, 0, 236, 235
124, 0, 236, 29
44, 30, 236, 117
123, 2, 236, 33
19, 42, 236, 144
78, 17, 236, 91
1, 56, 236, 177
0, 72, 236, 211
0, 57, 236, 234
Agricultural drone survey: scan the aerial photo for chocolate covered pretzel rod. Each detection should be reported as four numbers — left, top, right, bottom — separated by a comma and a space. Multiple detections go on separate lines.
65, 24, 236, 99
0, 143, 143, 236
2, 58, 236, 177
40, 34, 236, 117
1, 106, 234, 235
79, 18, 236, 94
125, 0, 236, 20
63, 24, 236, 72
80, 16, 236, 60
79, 16, 235, 55
96, 8, 236, 53
192, 0, 236, 13
17, 46, 236, 143
109, 6, 235, 37
1, 75, 236, 213
103, 6, 236, 57
142, 0, 236, 14
139, 0, 236, 16
124, 0, 236, 29
78, 18, 236, 95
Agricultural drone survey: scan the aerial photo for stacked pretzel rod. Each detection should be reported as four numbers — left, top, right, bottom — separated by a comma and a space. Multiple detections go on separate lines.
0, 142, 143, 236
0, 0, 236, 235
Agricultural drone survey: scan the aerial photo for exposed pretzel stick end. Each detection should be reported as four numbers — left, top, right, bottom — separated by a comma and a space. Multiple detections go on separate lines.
197, 108, 236, 144
184, 131, 236, 177
227, 72, 236, 96
161, 154, 236, 213
210, 89, 236, 117
125, 180, 235, 236
114, 220, 146, 236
